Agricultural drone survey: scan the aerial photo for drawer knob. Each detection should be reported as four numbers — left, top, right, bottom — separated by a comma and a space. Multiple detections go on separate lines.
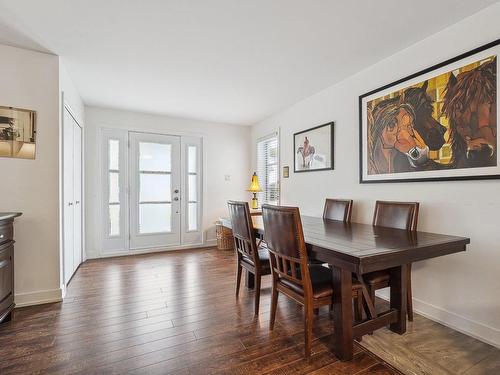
0, 234, 4, 239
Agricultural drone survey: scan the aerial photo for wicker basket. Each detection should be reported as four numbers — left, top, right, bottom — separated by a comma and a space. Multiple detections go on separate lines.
215, 222, 234, 250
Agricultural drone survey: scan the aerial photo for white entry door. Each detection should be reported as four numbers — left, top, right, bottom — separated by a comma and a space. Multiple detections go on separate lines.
129, 132, 181, 249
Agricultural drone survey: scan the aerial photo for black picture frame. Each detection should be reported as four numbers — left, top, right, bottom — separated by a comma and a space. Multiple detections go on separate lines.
294, 122, 334, 173
359, 38, 500, 183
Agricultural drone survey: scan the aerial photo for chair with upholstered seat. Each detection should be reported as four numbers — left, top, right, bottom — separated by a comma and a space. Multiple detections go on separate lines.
363, 200, 419, 321
228, 201, 271, 315
262, 204, 364, 359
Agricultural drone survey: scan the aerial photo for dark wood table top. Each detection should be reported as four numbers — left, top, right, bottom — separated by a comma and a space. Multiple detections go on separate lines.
220, 215, 470, 274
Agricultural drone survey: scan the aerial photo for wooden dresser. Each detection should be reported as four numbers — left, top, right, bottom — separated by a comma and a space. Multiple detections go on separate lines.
0, 212, 22, 324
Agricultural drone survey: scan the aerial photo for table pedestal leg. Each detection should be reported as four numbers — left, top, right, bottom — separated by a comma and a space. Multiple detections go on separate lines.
245, 270, 255, 289
332, 265, 353, 361
390, 264, 408, 334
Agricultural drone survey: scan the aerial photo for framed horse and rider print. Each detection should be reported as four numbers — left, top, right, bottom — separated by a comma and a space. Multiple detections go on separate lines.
359, 39, 499, 183
294, 122, 334, 173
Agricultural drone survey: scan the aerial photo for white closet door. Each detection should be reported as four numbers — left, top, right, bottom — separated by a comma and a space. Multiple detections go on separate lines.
63, 106, 83, 285
73, 123, 83, 269
63, 109, 75, 284
129, 132, 181, 250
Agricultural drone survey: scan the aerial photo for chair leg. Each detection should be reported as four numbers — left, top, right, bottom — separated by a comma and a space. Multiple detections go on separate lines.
235, 261, 242, 297
269, 283, 279, 330
304, 303, 313, 361
407, 264, 413, 322
254, 273, 261, 315
367, 286, 376, 335
354, 292, 363, 322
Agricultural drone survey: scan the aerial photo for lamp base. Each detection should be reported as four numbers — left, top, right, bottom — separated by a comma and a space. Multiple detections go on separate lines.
251, 194, 258, 209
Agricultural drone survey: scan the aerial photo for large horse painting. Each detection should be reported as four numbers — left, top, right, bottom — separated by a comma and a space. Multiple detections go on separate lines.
360, 40, 499, 183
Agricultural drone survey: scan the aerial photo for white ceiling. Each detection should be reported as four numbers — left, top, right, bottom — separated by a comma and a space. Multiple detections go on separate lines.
0, 0, 498, 125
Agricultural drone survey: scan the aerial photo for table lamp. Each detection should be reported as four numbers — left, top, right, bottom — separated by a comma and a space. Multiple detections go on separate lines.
247, 172, 262, 209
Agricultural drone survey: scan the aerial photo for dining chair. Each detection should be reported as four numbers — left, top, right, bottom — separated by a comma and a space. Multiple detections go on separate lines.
310, 199, 354, 269
363, 200, 419, 321
262, 204, 364, 360
323, 198, 353, 222
228, 201, 271, 315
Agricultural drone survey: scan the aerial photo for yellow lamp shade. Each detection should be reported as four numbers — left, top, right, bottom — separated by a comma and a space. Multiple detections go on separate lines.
247, 172, 262, 192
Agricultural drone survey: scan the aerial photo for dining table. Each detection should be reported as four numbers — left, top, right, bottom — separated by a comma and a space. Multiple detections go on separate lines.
219, 214, 470, 361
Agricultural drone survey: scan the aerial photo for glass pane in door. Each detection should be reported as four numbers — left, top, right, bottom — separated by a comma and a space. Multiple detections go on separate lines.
188, 174, 197, 201
188, 146, 197, 173
109, 204, 120, 236
139, 142, 171, 171
109, 139, 119, 170
188, 202, 197, 231
140, 203, 172, 233
140, 174, 171, 202
109, 172, 120, 203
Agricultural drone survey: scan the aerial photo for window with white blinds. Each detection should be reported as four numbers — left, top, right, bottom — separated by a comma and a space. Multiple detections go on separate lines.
256, 133, 279, 206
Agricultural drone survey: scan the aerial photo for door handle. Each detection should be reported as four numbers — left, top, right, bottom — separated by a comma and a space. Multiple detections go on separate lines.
174, 189, 179, 193
76, 201, 80, 205
173, 197, 179, 201
68, 202, 73, 206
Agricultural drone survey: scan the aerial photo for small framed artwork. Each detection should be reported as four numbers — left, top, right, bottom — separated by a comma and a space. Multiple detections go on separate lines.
0, 106, 36, 159
294, 122, 334, 173
283, 166, 289, 178
359, 39, 499, 183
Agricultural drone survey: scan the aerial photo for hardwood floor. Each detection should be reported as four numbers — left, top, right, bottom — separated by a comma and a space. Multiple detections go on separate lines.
0, 248, 496, 374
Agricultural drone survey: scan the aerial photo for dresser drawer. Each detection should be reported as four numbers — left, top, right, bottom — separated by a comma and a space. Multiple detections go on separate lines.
0, 223, 13, 245
0, 243, 14, 314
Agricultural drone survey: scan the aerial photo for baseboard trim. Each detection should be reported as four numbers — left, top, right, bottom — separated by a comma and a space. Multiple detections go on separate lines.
14, 288, 63, 308
376, 290, 500, 349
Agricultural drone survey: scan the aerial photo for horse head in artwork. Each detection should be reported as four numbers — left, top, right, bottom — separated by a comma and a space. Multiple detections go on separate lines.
402, 80, 447, 151
442, 58, 497, 168
368, 98, 429, 174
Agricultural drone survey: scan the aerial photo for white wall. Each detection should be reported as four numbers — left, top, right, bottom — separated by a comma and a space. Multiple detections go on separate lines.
0, 44, 61, 306
84, 106, 250, 258
60, 62, 85, 123
251, 3, 500, 348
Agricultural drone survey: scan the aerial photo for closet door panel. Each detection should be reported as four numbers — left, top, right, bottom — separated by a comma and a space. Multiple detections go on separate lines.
63, 109, 75, 284
73, 122, 83, 269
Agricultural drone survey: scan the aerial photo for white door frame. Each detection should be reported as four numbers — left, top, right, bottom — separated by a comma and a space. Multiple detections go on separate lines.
99, 128, 203, 257
61, 97, 84, 288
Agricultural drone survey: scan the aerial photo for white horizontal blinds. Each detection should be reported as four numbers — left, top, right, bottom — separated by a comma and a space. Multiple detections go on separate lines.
108, 139, 120, 236
256, 133, 279, 206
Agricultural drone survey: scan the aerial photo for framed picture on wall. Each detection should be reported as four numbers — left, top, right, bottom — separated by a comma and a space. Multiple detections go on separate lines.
0, 106, 36, 159
294, 122, 334, 173
359, 39, 499, 183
